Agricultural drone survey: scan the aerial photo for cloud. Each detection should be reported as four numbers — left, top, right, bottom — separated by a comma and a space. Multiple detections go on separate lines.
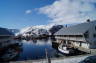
25, 10, 32, 14
38, 0, 96, 24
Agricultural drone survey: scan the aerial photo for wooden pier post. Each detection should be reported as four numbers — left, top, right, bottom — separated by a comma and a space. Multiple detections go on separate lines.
45, 48, 51, 63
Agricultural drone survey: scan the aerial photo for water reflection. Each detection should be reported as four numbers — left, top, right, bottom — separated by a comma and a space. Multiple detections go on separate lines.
0, 42, 23, 62
32, 40, 37, 43
0, 38, 60, 62
17, 39, 57, 61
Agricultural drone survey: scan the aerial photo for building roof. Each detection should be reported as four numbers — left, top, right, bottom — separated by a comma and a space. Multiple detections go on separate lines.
0, 27, 14, 36
55, 20, 96, 35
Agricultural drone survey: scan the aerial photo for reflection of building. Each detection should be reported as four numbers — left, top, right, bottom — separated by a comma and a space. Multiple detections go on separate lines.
54, 20, 96, 49
0, 27, 15, 48
0, 42, 23, 61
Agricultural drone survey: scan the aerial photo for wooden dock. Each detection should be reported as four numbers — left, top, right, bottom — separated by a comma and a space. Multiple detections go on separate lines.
9, 54, 92, 63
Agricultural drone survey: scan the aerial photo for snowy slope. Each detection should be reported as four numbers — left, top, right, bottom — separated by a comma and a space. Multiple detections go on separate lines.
16, 24, 54, 37
16, 24, 63, 37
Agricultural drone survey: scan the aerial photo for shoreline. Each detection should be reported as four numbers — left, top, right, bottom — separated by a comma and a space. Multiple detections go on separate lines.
10, 53, 94, 63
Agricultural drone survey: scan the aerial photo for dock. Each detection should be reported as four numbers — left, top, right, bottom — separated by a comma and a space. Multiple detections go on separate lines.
9, 55, 90, 63
8, 49, 96, 63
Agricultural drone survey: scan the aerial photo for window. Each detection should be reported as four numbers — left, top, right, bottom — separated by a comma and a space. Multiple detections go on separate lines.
93, 34, 96, 38
95, 26, 96, 30
84, 31, 89, 38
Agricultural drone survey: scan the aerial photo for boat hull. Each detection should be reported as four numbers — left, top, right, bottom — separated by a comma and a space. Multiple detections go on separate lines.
58, 47, 69, 54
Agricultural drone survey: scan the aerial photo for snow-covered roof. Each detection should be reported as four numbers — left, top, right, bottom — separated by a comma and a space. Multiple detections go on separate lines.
55, 20, 96, 35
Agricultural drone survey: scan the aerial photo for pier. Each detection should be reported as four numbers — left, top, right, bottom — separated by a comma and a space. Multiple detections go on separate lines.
9, 54, 94, 63
2, 49, 95, 63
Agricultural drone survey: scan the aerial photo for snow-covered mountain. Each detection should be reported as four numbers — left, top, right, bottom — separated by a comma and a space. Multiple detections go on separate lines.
49, 25, 63, 35
16, 24, 63, 38
8, 29, 19, 34
19, 25, 52, 33
16, 24, 54, 37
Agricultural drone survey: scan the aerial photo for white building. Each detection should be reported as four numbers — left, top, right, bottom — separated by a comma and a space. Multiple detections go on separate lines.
54, 20, 96, 49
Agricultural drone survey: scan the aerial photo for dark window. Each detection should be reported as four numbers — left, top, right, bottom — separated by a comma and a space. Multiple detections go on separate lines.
84, 31, 89, 38
93, 34, 96, 38
95, 26, 96, 30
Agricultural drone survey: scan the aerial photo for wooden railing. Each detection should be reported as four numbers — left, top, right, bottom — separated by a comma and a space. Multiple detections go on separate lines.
55, 36, 86, 42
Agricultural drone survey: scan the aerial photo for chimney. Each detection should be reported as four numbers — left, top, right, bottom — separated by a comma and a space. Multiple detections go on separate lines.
87, 19, 90, 23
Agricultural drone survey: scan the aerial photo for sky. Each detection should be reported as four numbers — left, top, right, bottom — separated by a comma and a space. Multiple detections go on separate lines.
0, 0, 96, 29
0, 0, 55, 29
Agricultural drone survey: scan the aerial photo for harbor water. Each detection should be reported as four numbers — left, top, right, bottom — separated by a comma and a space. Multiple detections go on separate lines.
13, 38, 59, 61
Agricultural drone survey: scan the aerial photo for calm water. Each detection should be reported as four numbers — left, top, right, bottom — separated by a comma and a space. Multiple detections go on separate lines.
16, 39, 58, 61
0, 38, 85, 62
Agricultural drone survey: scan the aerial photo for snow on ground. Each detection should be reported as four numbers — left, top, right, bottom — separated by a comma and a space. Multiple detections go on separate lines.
10, 55, 89, 63
51, 56, 88, 63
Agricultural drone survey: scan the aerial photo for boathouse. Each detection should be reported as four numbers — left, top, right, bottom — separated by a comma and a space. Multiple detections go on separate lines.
54, 20, 96, 49
0, 27, 14, 48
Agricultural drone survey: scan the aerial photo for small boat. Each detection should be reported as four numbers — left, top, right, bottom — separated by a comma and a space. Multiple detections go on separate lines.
58, 44, 75, 55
